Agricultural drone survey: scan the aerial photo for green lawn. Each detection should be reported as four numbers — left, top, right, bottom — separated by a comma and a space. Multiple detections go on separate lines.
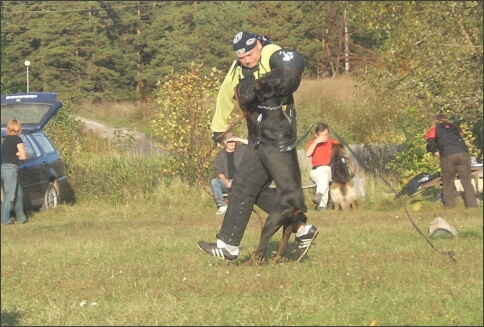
1, 188, 482, 326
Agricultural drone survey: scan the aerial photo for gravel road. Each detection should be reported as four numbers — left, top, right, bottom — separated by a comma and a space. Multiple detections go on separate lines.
76, 116, 165, 157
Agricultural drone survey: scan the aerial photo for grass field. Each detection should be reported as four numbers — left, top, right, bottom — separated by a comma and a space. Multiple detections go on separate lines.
1, 181, 482, 326
2, 75, 482, 326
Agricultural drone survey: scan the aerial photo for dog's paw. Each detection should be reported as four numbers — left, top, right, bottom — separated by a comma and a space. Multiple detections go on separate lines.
273, 256, 289, 264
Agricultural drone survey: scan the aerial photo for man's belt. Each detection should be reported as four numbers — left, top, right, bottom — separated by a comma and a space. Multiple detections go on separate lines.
312, 165, 328, 170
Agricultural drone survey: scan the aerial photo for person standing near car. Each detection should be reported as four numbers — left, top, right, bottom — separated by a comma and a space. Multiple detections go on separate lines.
1, 119, 28, 225
426, 113, 478, 209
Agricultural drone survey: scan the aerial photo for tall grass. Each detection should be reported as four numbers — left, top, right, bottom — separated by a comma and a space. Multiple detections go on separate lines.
66, 152, 174, 205
72, 101, 156, 135
72, 76, 396, 145
1, 182, 482, 326
295, 76, 399, 144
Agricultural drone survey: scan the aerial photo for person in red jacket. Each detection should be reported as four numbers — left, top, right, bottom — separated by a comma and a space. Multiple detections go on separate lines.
305, 123, 340, 210
426, 113, 477, 209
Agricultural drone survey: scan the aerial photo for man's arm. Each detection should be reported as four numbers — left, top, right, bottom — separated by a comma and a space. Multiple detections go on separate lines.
214, 151, 231, 187
210, 61, 239, 134
233, 137, 248, 145
224, 134, 249, 145
217, 173, 230, 184
305, 140, 318, 157
264, 48, 305, 96
214, 151, 226, 177
425, 126, 439, 156
16, 142, 26, 160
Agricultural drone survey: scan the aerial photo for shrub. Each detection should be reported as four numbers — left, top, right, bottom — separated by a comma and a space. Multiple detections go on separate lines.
43, 102, 85, 169
151, 63, 224, 184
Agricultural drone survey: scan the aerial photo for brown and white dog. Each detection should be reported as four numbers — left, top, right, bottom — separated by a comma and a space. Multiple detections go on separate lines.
330, 143, 357, 210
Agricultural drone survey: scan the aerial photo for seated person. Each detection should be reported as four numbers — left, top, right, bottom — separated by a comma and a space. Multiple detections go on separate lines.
211, 132, 248, 215
305, 123, 340, 210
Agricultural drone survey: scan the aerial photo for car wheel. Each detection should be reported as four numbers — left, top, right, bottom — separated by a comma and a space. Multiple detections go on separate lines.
41, 182, 59, 211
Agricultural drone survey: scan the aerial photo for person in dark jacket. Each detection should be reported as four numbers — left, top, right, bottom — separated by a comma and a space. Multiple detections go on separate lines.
211, 132, 248, 215
426, 113, 477, 208
197, 31, 318, 262
1, 119, 28, 224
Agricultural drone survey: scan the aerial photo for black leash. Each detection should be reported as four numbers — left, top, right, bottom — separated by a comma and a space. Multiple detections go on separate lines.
280, 122, 318, 152
330, 128, 456, 263
198, 112, 457, 263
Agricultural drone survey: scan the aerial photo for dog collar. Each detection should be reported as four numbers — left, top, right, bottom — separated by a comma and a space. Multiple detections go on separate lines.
257, 104, 283, 110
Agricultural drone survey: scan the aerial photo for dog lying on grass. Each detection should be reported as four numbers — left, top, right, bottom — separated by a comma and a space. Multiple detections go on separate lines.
330, 143, 357, 210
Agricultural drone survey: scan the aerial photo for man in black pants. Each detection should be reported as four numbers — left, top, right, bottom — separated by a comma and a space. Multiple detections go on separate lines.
426, 113, 478, 209
197, 31, 318, 261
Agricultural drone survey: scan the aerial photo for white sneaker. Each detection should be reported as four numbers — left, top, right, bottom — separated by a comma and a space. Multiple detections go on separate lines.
216, 205, 227, 215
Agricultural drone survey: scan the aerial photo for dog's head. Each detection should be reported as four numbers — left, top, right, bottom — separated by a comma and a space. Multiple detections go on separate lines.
331, 143, 347, 159
254, 80, 281, 109
331, 143, 356, 181
235, 73, 283, 113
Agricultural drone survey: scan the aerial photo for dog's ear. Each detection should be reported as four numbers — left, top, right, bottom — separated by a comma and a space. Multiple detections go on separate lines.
253, 80, 262, 93
235, 75, 257, 112
255, 73, 281, 93
256, 79, 276, 92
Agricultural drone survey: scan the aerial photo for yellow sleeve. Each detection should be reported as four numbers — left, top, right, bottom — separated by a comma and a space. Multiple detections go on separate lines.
210, 61, 240, 133
210, 44, 282, 133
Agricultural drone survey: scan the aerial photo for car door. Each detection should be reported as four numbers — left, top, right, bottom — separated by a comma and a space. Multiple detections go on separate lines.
17, 134, 46, 209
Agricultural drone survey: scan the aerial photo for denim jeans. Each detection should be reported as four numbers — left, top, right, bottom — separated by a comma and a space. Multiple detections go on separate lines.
1, 163, 27, 224
211, 178, 231, 207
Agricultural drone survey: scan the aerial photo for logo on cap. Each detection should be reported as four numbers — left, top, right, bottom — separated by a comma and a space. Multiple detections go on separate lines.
233, 31, 258, 55
233, 32, 243, 45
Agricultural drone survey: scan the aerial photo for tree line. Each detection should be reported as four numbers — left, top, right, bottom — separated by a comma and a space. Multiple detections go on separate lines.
1, 1, 352, 102
1, 1, 482, 149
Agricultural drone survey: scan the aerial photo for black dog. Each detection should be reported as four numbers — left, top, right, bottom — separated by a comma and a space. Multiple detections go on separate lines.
330, 143, 357, 210
242, 79, 306, 264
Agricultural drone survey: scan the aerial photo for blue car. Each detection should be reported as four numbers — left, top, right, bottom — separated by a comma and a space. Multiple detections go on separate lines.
1, 93, 68, 211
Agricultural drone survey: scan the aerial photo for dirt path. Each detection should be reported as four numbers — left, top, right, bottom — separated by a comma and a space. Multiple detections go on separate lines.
75, 116, 165, 157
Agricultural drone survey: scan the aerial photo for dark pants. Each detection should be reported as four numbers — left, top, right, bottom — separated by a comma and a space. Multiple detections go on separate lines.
216, 141, 307, 246
440, 152, 477, 208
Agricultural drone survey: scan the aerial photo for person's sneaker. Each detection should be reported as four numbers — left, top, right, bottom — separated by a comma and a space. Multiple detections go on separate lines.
295, 225, 319, 262
216, 205, 227, 215
312, 193, 322, 205
317, 207, 327, 211
197, 241, 238, 261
